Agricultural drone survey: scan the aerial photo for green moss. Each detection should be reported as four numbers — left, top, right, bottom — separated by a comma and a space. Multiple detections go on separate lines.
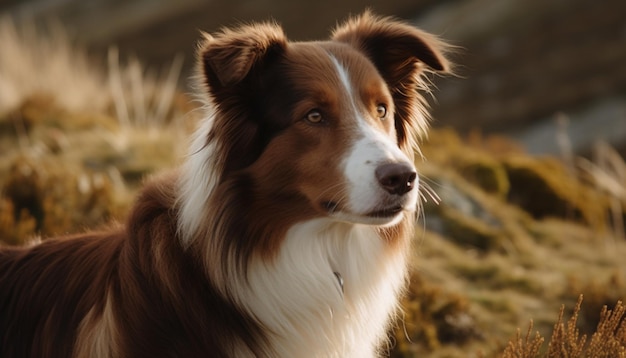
459, 158, 510, 198
503, 155, 609, 230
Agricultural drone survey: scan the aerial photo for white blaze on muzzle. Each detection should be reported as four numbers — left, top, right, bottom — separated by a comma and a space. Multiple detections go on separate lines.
328, 54, 418, 226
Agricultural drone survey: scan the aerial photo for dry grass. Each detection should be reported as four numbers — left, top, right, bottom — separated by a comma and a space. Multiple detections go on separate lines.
407, 128, 626, 357
579, 142, 626, 242
0, 18, 190, 243
0, 17, 107, 113
502, 295, 626, 358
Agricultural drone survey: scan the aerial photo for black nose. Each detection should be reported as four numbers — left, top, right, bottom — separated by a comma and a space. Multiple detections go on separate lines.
375, 163, 417, 195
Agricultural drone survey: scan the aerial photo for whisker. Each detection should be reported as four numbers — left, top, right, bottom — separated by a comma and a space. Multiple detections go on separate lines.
313, 183, 346, 202
419, 180, 440, 205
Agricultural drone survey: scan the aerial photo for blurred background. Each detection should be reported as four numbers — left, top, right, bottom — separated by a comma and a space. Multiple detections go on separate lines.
1, 1, 626, 357
4, 0, 626, 156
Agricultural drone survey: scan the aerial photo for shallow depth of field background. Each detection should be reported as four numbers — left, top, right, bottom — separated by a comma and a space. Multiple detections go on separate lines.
1, 0, 625, 357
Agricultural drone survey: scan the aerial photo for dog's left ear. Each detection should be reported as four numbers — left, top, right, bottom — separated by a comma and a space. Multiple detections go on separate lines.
332, 11, 450, 83
333, 12, 451, 150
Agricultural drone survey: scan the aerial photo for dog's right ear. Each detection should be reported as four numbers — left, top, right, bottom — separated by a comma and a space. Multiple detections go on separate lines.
198, 23, 287, 92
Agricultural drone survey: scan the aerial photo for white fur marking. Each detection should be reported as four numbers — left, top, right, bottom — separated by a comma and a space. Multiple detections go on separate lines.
177, 111, 221, 246
232, 219, 408, 357
344, 126, 418, 218
329, 55, 360, 120
328, 55, 419, 224
74, 295, 118, 358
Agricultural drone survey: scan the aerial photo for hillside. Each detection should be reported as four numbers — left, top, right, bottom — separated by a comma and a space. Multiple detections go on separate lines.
1, 19, 625, 357
5, 0, 625, 157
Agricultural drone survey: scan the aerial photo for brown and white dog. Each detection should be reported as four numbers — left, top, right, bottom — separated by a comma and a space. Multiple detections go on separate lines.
0, 12, 449, 358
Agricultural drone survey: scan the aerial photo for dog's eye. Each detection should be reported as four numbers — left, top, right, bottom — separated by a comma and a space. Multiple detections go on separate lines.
305, 110, 324, 124
376, 104, 387, 120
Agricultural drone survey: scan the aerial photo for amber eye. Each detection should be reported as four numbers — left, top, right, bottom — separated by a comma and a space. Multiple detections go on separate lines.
305, 110, 323, 124
376, 104, 387, 119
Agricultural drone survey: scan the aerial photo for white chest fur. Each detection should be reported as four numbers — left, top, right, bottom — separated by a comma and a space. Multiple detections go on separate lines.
235, 219, 409, 357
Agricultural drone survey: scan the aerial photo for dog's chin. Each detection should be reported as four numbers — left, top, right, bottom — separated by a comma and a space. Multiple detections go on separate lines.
321, 202, 409, 226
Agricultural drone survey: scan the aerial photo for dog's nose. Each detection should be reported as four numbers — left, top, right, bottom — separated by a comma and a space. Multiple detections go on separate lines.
375, 163, 417, 195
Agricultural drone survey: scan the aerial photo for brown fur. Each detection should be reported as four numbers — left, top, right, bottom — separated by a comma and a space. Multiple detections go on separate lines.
1, 174, 266, 357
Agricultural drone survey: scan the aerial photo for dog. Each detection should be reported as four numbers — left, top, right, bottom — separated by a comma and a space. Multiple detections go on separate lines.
0, 11, 449, 358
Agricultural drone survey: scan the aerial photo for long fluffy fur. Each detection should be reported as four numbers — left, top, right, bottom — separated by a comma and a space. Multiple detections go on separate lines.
0, 12, 449, 358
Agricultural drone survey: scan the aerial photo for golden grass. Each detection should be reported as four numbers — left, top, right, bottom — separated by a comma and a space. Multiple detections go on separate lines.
0, 17, 107, 113
0, 18, 190, 242
400, 128, 626, 357
502, 295, 626, 357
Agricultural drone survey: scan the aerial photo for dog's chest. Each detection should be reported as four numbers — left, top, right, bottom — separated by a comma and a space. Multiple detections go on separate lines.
236, 220, 408, 357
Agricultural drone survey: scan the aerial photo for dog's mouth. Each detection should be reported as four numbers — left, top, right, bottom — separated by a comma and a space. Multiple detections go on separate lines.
366, 205, 403, 218
321, 200, 405, 221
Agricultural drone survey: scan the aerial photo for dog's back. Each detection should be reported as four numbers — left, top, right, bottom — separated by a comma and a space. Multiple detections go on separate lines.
0, 176, 266, 358
0, 233, 122, 357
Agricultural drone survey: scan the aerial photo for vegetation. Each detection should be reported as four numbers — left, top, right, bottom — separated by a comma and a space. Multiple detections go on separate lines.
502, 296, 626, 358
1, 19, 625, 357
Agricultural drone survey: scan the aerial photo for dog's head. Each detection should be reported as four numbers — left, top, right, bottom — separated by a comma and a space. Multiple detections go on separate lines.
194, 12, 449, 229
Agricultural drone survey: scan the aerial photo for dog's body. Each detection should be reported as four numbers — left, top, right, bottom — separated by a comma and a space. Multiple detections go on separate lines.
0, 13, 449, 357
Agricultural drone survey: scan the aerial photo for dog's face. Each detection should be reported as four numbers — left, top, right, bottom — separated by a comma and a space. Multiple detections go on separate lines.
245, 42, 419, 227
198, 13, 449, 227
